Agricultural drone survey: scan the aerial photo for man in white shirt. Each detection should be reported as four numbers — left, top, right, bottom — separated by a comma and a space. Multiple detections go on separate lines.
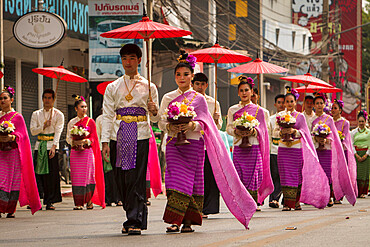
101, 44, 159, 235
303, 95, 315, 130
30, 89, 65, 210
268, 94, 285, 208
191, 73, 222, 217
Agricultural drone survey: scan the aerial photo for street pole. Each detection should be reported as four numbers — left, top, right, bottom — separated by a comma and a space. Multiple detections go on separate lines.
259, 0, 265, 108
322, 0, 330, 84
147, 0, 153, 87
38, 0, 45, 109
0, 0, 4, 90
208, 0, 216, 99
334, 4, 340, 99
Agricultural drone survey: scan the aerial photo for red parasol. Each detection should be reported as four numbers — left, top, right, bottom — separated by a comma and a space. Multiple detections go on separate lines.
295, 84, 342, 93
190, 42, 251, 111
97, 81, 113, 95
280, 73, 331, 87
228, 58, 288, 104
100, 9, 192, 101
0, 71, 3, 79
32, 65, 87, 94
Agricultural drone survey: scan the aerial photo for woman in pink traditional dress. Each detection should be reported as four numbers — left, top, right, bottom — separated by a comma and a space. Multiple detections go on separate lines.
331, 99, 358, 203
226, 76, 273, 211
276, 88, 330, 211
158, 51, 258, 233
0, 86, 41, 218
66, 95, 105, 210
311, 95, 356, 207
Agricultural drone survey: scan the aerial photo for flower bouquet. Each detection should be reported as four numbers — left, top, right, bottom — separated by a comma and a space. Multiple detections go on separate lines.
70, 124, 90, 151
312, 121, 331, 150
276, 111, 297, 142
0, 120, 16, 151
164, 102, 197, 146
233, 112, 260, 148
338, 130, 345, 142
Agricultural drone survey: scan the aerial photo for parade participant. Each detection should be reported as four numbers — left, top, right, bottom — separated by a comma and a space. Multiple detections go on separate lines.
332, 99, 358, 202
101, 44, 160, 235
66, 95, 105, 210
0, 86, 41, 218
350, 110, 370, 198
96, 111, 121, 207
311, 95, 356, 206
226, 76, 273, 211
159, 51, 257, 233
303, 95, 315, 130
268, 94, 285, 208
30, 89, 64, 210
276, 87, 330, 210
191, 72, 222, 218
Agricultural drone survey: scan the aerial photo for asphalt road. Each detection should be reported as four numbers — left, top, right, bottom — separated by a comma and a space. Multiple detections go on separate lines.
1, 195, 369, 247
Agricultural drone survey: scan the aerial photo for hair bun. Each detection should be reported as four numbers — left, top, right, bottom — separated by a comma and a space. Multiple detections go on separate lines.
72, 94, 85, 102
177, 49, 197, 69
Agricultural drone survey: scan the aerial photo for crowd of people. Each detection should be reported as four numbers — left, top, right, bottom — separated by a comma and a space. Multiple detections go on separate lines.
0, 44, 369, 237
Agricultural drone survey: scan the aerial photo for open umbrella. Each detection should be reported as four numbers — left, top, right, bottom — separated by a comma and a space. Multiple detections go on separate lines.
190, 42, 252, 111
97, 81, 113, 95
0, 71, 3, 79
227, 58, 288, 103
100, 7, 192, 101
280, 72, 332, 87
295, 84, 342, 93
32, 65, 87, 94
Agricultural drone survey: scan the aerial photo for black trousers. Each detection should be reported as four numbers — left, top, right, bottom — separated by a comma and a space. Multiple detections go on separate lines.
104, 169, 121, 204
269, 154, 282, 202
34, 151, 62, 205
203, 151, 220, 215
110, 139, 149, 230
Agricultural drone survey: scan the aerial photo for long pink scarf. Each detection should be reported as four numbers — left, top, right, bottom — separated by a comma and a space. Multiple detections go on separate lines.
147, 127, 162, 197
169, 91, 257, 229
1, 112, 41, 214
312, 114, 356, 205
234, 104, 274, 204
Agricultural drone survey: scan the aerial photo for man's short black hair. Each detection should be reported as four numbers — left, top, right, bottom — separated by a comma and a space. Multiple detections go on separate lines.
119, 44, 142, 59
192, 73, 208, 84
253, 88, 259, 95
305, 95, 314, 101
275, 94, 285, 103
42, 89, 55, 99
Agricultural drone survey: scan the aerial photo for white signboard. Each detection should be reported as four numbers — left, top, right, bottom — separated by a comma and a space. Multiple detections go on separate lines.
13, 11, 67, 49
90, 0, 143, 16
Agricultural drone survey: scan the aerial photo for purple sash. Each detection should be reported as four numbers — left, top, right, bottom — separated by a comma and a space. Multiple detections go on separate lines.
169, 91, 257, 229
116, 107, 146, 170
312, 114, 356, 205
234, 104, 273, 204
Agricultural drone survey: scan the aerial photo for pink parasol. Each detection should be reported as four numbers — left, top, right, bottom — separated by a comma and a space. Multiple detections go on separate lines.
295, 84, 343, 93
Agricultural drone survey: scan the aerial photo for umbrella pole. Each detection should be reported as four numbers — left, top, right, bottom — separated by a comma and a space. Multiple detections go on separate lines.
214, 61, 218, 114
146, 40, 152, 102
50, 77, 60, 121
257, 74, 260, 104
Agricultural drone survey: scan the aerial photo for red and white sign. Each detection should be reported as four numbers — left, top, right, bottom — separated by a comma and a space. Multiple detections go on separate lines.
89, 0, 143, 16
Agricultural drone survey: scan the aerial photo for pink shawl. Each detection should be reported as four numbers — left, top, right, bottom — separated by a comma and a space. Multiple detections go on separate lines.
147, 127, 162, 197
336, 119, 358, 197
312, 114, 356, 205
170, 91, 257, 229
234, 104, 274, 204
293, 112, 330, 208
2, 112, 42, 214
75, 117, 105, 208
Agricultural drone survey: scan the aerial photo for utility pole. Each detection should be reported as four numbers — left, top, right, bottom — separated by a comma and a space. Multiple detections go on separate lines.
333, 3, 340, 99
322, 0, 330, 83
0, 0, 4, 90
38, 0, 44, 109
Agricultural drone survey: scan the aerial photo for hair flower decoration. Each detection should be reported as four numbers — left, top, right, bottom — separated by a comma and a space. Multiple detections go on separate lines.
3, 86, 15, 96
73, 94, 85, 102
333, 99, 344, 109
291, 88, 300, 100
185, 55, 197, 69
238, 76, 255, 87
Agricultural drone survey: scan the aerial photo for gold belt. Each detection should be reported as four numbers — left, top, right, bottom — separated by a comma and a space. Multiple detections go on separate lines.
38, 136, 54, 141
116, 115, 147, 123
272, 138, 280, 146
280, 139, 301, 147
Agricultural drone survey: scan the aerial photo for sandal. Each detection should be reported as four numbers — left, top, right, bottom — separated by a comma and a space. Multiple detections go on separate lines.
117, 201, 123, 206
73, 206, 83, 210
334, 200, 342, 204
282, 206, 291, 211
6, 213, 15, 218
121, 227, 128, 234
181, 225, 194, 233
86, 201, 93, 210
269, 200, 279, 208
327, 200, 334, 207
256, 207, 261, 212
360, 194, 366, 198
128, 227, 141, 235
166, 224, 180, 233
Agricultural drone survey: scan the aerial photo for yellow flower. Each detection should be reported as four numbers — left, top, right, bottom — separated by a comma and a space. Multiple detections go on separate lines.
327, 127, 331, 132
180, 104, 188, 114
284, 115, 291, 122
246, 115, 255, 122
323, 124, 328, 128
3, 121, 13, 128
338, 131, 342, 135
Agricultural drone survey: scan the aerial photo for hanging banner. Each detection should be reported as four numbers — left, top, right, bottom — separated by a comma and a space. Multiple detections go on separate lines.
292, 0, 362, 126
88, 0, 143, 81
